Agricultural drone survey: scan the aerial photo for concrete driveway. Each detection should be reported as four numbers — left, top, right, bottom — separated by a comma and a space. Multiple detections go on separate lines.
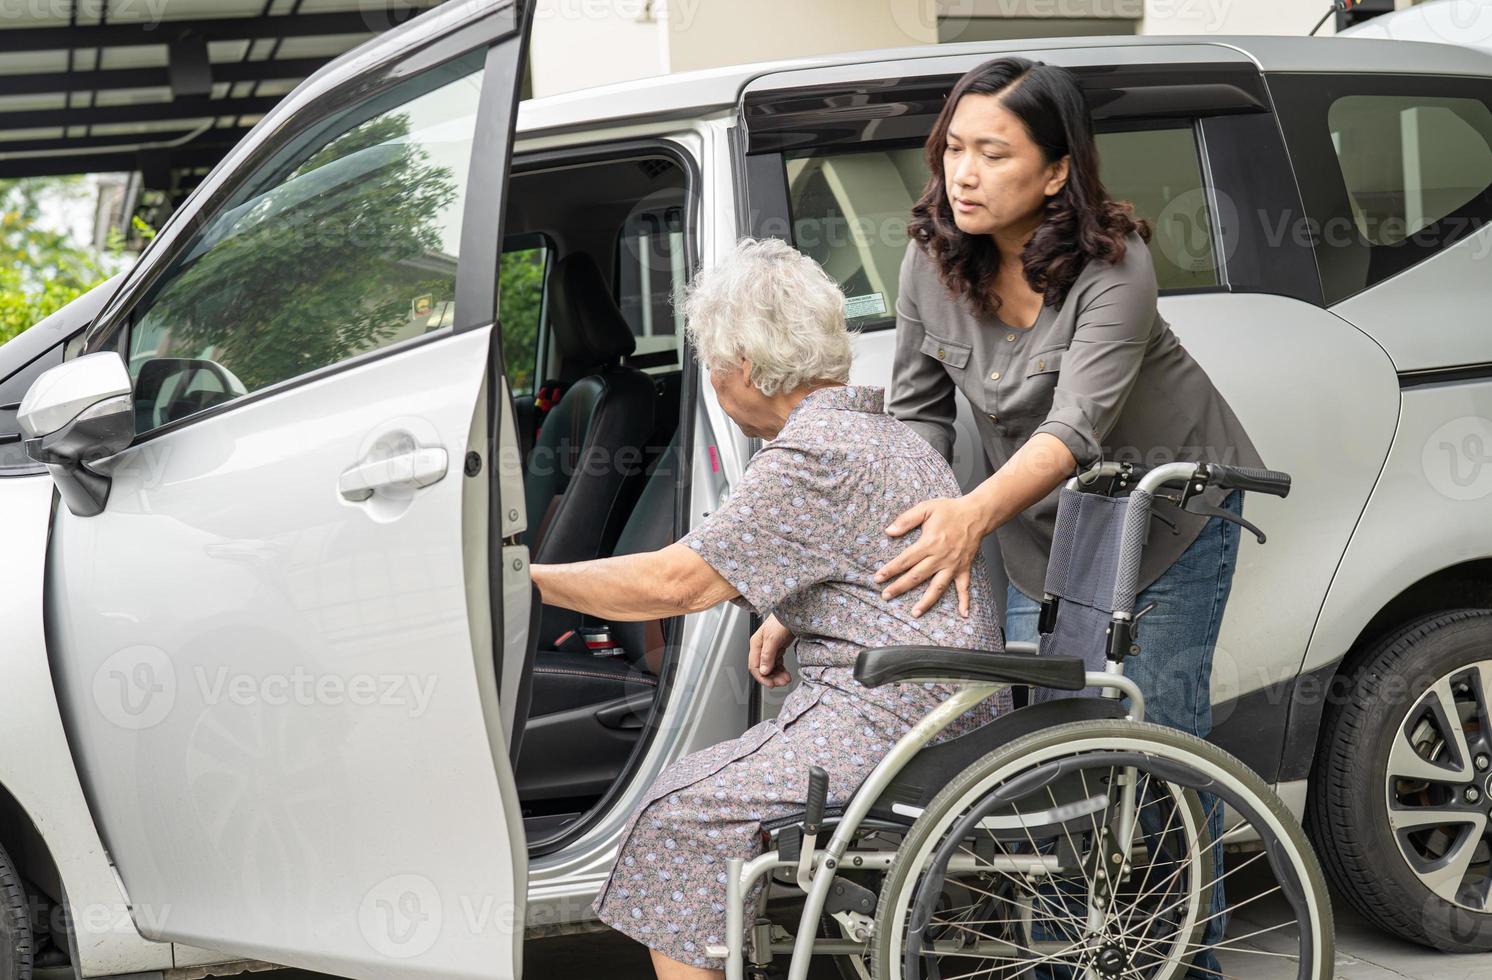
234, 867, 1492, 980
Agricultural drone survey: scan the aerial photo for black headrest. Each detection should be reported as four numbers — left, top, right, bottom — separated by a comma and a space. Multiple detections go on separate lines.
548, 252, 636, 370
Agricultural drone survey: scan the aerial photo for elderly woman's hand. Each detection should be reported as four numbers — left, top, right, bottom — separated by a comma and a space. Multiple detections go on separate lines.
749, 615, 795, 688
874, 495, 988, 618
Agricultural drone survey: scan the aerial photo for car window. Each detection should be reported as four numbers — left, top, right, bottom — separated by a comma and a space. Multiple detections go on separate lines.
124, 50, 486, 436
1271, 73, 1492, 304
614, 202, 686, 371
499, 234, 552, 397
1330, 95, 1492, 247
0, 343, 63, 474
781, 126, 1217, 328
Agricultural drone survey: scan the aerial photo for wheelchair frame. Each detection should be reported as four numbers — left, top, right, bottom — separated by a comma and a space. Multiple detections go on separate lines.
712, 459, 1241, 980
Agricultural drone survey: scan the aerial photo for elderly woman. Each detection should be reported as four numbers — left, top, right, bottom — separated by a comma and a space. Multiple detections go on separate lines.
529, 236, 1011, 980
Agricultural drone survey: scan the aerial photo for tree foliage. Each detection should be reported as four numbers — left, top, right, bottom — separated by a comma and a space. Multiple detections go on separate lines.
499, 247, 546, 392
138, 112, 459, 393
0, 177, 120, 347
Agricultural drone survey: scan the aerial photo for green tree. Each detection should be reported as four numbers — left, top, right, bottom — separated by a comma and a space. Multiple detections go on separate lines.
0, 177, 117, 346
499, 247, 545, 392
138, 112, 459, 392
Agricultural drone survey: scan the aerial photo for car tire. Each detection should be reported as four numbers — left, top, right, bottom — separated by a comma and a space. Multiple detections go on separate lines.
0, 840, 32, 980
1309, 608, 1492, 952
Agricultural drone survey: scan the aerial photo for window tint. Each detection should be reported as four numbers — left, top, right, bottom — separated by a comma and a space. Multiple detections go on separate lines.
781, 126, 1215, 326
126, 52, 486, 435
1330, 95, 1492, 245
1094, 126, 1218, 290
499, 236, 551, 396
615, 203, 686, 369
1272, 73, 1492, 304
0, 343, 63, 473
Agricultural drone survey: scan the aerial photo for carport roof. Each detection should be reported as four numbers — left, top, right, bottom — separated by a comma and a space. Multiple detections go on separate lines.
0, 0, 441, 188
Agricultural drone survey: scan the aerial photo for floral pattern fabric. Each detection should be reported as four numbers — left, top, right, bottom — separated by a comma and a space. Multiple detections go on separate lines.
591, 384, 1011, 969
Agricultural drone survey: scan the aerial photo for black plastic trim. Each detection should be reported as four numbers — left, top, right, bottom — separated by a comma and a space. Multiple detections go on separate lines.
1279, 660, 1343, 783
1399, 362, 1492, 390
854, 646, 1087, 691
1206, 676, 1296, 784
456, 34, 529, 332
740, 62, 1271, 155
1197, 111, 1324, 307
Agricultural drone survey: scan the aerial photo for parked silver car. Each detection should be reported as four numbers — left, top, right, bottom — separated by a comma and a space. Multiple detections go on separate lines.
2, 2, 1492, 976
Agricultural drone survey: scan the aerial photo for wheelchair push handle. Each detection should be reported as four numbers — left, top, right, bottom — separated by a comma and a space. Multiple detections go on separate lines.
1200, 462, 1291, 498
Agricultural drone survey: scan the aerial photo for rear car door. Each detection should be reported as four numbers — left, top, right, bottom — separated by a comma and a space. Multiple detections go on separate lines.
35, 3, 536, 978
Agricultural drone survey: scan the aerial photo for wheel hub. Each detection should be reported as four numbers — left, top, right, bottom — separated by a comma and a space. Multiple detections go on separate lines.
1093, 943, 1129, 977
1384, 663, 1492, 912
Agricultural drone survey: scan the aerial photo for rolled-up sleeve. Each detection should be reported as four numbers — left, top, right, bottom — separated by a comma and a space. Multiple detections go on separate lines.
677, 446, 837, 615
887, 241, 958, 463
1032, 245, 1157, 470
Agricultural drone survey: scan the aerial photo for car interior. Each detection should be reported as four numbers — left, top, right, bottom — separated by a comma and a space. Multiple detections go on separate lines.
497, 149, 693, 846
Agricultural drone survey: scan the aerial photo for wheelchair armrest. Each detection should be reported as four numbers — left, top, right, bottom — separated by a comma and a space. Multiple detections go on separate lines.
852, 646, 1087, 691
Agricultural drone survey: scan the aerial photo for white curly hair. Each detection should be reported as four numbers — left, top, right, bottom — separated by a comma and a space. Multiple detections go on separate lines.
679, 236, 853, 396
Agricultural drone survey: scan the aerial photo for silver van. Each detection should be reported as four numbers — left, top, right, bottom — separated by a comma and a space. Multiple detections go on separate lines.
2, 1, 1491, 974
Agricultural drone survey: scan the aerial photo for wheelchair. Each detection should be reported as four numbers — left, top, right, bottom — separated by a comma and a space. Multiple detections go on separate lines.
709, 460, 1334, 980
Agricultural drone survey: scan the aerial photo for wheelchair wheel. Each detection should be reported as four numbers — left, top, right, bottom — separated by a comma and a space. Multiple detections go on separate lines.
870, 719, 1332, 980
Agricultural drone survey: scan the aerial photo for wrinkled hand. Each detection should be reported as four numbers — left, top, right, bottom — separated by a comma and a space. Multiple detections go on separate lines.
749, 614, 795, 688
874, 496, 986, 618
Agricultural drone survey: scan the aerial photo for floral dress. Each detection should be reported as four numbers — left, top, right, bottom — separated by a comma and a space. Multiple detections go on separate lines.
590, 384, 1011, 969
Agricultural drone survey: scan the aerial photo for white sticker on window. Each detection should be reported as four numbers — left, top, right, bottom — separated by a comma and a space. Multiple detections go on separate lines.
845, 292, 887, 319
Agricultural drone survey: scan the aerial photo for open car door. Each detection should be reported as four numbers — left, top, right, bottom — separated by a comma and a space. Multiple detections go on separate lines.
31, 2, 536, 978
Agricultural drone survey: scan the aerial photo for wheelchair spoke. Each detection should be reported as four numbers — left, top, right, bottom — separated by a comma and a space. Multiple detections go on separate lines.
1105, 772, 1189, 941
878, 735, 1327, 980
1120, 847, 1270, 940
943, 863, 1090, 939
1109, 788, 1220, 939
1135, 883, 1284, 946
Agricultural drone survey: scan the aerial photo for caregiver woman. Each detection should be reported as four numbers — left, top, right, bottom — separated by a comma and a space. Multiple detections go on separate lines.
874, 54, 1268, 978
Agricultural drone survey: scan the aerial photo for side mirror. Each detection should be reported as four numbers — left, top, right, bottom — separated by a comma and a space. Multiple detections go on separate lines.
18, 351, 135, 517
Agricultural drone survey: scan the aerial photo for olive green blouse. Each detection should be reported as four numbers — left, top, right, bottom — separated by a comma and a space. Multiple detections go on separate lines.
887, 232, 1266, 600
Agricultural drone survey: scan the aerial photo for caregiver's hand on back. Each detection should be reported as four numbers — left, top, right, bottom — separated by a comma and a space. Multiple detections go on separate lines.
873, 494, 988, 619
874, 434, 1077, 619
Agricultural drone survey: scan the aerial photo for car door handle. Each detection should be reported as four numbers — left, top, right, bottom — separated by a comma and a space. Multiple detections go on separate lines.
338, 447, 448, 501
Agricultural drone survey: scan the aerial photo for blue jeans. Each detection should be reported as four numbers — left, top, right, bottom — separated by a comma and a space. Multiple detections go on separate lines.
1006, 489, 1242, 979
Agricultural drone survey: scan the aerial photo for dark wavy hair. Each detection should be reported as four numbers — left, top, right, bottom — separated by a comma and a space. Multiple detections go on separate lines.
908, 56, 1150, 319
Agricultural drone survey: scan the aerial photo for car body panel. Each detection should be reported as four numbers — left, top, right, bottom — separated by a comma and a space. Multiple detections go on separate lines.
46, 328, 523, 980
0, 474, 176, 977
1332, 225, 1492, 374
1304, 376, 1492, 679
